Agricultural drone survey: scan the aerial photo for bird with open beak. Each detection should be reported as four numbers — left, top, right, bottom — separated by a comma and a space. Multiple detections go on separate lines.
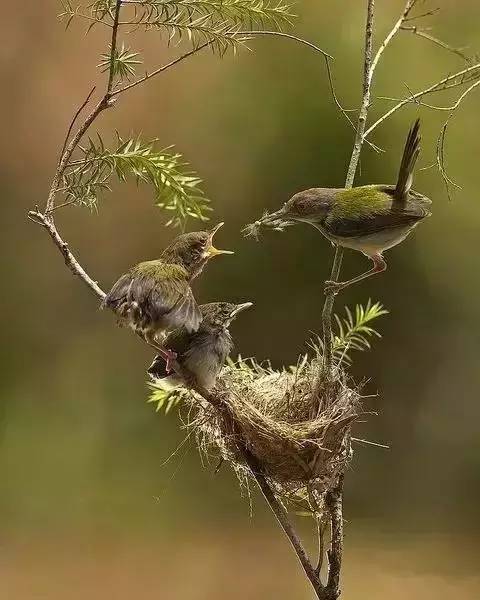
245, 120, 432, 294
148, 301, 253, 390
103, 223, 233, 370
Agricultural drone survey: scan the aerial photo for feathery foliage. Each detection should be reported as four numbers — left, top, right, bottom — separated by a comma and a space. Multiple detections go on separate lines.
62, 134, 211, 227
147, 383, 188, 413
61, 0, 294, 57
99, 43, 142, 79
312, 300, 388, 365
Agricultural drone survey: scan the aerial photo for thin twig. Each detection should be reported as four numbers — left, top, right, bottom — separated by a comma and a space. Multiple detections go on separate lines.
436, 78, 480, 199
113, 41, 211, 95
400, 25, 473, 61
107, 1, 123, 94
369, 0, 416, 76
59, 86, 96, 159
114, 30, 333, 96
44, 2, 123, 215
365, 61, 480, 138
239, 30, 333, 59
27, 210, 106, 299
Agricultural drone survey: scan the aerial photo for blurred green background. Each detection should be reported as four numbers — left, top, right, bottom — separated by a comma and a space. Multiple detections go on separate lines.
2, 1, 480, 598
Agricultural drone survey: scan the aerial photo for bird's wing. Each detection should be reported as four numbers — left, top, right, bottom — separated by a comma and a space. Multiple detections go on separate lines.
326, 188, 430, 238
134, 262, 202, 333
106, 261, 201, 332
394, 118, 421, 203
103, 272, 135, 312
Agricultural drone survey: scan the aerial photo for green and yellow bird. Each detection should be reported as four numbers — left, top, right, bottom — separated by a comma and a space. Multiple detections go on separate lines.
148, 301, 253, 390
246, 119, 431, 294
103, 223, 233, 370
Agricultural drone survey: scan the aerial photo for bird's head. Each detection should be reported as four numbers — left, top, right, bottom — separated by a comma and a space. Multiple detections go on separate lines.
162, 222, 233, 279
201, 301, 253, 330
244, 188, 334, 238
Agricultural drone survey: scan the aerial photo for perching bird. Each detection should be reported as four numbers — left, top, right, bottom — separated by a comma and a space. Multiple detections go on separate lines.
148, 301, 253, 390
103, 223, 233, 370
245, 119, 431, 294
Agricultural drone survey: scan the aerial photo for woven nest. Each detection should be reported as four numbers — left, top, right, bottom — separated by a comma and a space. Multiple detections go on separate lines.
188, 357, 361, 501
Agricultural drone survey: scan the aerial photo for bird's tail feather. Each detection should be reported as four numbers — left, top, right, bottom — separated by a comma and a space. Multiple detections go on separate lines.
394, 118, 421, 203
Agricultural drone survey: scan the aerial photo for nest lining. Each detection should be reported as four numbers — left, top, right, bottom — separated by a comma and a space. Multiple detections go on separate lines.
188, 357, 361, 501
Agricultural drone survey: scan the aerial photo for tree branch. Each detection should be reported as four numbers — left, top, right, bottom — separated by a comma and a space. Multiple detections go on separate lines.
325, 475, 344, 599
400, 25, 473, 61
114, 30, 332, 97
321, 0, 376, 374
365, 61, 480, 138
27, 210, 106, 300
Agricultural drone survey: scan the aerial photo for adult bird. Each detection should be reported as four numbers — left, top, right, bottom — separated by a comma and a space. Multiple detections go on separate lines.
148, 301, 253, 390
245, 119, 431, 294
103, 224, 233, 370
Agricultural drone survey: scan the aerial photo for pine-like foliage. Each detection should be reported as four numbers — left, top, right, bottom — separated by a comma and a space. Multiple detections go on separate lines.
147, 383, 189, 413
99, 43, 142, 79
312, 300, 388, 365
61, 0, 294, 55
62, 135, 210, 227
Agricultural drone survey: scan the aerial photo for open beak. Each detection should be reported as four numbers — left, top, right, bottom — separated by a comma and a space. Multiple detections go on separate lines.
230, 302, 253, 318
205, 222, 234, 257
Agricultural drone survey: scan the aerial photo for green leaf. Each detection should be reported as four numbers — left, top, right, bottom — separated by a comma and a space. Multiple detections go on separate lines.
99, 43, 142, 80
62, 134, 211, 228
147, 383, 187, 414
311, 300, 388, 365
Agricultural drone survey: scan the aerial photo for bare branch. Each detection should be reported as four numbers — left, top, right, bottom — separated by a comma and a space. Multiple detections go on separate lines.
59, 86, 97, 159
365, 61, 480, 137
369, 0, 416, 76
436, 78, 480, 199
28, 210, 106, 300
400, 25, 473, 61
107, 1, 124, 94
239, 445, 327, 600
114, 30, 333, 97
113, 41, 212, 96
325, 475, 344, 598
322, 0, 376, 374
240, 30, 333, 59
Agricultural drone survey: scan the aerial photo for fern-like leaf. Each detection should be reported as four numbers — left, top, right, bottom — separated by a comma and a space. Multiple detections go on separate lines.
62, 134, 211, 227
99, 43, 142, 80
147, 383, 187, 414
312, 300, 388, 365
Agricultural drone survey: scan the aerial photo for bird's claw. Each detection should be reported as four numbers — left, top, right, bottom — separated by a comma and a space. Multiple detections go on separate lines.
324, 280, 344, 296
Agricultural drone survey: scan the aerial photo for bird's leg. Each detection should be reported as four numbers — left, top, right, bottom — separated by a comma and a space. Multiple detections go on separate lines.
136, 331, 178, 373
324, 254, 386, 295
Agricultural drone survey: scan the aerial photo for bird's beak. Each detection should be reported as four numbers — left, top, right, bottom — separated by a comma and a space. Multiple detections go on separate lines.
230, 302, 253, 318
205, 222, 234, 257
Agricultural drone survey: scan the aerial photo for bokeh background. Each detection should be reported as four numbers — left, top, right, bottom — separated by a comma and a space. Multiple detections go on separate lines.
2, 1, 480, 598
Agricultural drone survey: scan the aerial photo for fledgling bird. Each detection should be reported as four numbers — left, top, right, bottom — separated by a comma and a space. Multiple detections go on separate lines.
245, 119, 431, 294
103, 223, 233, 370
148, 301, 253, 390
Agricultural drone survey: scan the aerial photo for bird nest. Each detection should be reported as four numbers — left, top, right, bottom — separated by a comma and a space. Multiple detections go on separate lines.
187, 357, 361, 501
